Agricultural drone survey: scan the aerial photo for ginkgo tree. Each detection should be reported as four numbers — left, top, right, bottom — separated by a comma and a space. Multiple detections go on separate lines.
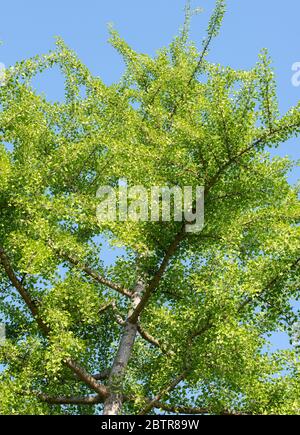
0, 0, 299, 415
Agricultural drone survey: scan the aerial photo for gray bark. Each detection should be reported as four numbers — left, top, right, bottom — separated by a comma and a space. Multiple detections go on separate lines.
103, 280, 144, 415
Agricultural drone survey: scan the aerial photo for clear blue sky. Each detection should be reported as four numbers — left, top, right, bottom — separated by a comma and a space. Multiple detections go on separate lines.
0, 0, 299, 351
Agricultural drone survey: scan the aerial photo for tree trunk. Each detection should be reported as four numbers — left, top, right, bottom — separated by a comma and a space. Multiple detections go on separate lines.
103, 280, 144, 415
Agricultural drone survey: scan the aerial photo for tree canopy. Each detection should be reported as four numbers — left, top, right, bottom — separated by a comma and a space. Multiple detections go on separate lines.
0, 0, 299, 415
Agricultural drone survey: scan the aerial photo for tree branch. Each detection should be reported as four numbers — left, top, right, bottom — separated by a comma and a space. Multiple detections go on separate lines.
205, 123, 300, 196
99, 300, 126, 326
239, 257, 300, 311
103, 280, 145, 415
129, 225, 187, 323
169, 3, 222, 120
93, 369, 111, 381
0, 245, 108, 400
139, 372, 186, 415
38, 392, 249, 415
64, 359, 108, 399
137, 324, 161, 349
100, 300, 168, 353
153, 402, 248, 416
37, 393, 103, 405
137, 258, 300, 416
0, 246, 50, 335
51, 245, 132, 298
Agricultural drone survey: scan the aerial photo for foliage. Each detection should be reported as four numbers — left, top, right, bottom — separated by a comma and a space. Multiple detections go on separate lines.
0, 0, 299, 415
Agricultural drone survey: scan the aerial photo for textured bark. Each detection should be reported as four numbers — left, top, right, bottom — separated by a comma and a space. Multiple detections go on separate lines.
103, 280, 144, 415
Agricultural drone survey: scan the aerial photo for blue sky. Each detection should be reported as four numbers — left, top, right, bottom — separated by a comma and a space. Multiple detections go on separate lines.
0, 0, 299, 351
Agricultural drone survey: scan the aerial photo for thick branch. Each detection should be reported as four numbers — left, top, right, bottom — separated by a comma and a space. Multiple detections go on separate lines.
38, 392, 248, 414
103, 280, 145, 415
64, 359, 108, 399
139, 258, 300, 416
0, 245, 108, 399
137, 324, 161, 349
100, 301, 166, 352
93, 369, 111, 381
129, 226, 186, 323
38, 393, 103, 405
